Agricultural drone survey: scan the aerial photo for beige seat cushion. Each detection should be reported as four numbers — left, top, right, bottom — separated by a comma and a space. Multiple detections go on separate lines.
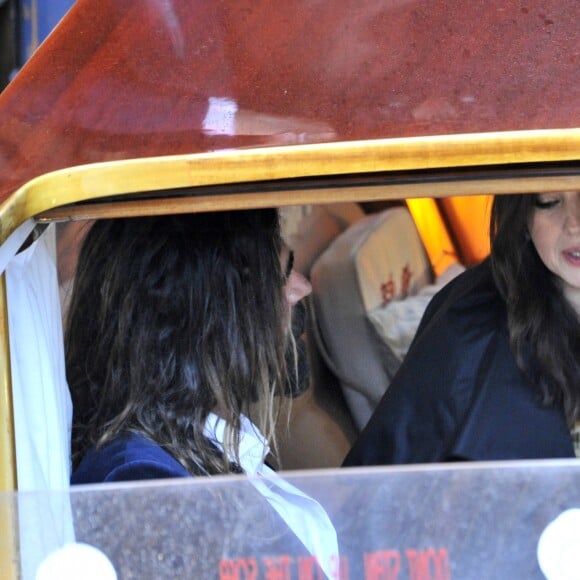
310, 207, 432, 430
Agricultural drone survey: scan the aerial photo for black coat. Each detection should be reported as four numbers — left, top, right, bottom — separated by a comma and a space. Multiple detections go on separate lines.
344, 259, 575, 466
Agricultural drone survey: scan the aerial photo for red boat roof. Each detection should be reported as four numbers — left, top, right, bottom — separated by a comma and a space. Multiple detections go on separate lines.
0, 0, 578, 228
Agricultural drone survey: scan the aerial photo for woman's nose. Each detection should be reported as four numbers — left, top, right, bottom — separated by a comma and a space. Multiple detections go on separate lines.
284, 270, 312, 306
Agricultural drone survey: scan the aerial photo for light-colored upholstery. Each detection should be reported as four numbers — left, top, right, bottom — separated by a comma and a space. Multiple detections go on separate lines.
310, 207, 433, 431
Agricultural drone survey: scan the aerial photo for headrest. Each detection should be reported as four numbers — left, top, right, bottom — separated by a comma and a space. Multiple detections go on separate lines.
310, 207, 432, 430
352, 208, 432, 311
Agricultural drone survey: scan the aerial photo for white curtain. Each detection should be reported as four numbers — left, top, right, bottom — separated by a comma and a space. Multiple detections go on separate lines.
3, 222, 74, 579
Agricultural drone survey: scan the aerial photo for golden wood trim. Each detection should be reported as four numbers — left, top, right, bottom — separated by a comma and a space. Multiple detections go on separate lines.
0, 275, 16, 492
3, 128, 580, 239
37, 173, 580, 223
0, 274, 18, 579
0, 498, 18, 580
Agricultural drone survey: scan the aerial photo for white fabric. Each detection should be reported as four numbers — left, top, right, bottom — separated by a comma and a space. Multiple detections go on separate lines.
5, 225, 74, 579
367, 262, 465, 361
204, 413, 340, 579
0, 218, 35, 275
6, 225, 72, 490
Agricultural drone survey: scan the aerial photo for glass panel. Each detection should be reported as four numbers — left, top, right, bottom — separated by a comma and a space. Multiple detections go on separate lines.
6, 461, 580, 579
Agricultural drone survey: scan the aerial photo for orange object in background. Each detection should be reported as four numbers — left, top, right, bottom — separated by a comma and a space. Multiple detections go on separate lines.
407, 195, 491, 275
406, 198, 459, 277
439, 195, 492, 266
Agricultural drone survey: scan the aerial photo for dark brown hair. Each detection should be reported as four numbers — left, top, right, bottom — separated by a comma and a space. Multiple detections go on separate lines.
490, 194, 580, 426
66, 210, 287, 474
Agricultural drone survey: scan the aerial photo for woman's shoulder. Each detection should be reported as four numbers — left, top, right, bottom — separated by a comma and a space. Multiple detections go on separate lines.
416, 258, 505, 337
394, 259, 509, 392
434, 258, 499, 308
71, 432, 190, 484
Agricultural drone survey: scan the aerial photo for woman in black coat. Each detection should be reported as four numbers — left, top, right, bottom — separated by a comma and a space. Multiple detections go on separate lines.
344, 191, 580, 465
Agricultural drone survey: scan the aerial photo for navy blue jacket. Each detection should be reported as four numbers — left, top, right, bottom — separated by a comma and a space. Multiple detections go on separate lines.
72, 433, 191, 484
344, 259, 575, 466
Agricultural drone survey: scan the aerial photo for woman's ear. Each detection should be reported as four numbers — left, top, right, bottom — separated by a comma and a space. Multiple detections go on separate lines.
284, 270, 312, 306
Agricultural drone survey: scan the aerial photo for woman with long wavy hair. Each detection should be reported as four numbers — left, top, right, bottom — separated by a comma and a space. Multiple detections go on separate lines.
67, 208, 340, 574
344, 191, 580, 466
67, 209, 311, 478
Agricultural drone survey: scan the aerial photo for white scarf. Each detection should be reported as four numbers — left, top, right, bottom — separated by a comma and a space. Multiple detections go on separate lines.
203, 413, 340, 579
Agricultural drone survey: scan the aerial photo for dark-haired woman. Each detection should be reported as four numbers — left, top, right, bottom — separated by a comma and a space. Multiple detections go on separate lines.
67, 209, 337, 575
344, 191, 580, 465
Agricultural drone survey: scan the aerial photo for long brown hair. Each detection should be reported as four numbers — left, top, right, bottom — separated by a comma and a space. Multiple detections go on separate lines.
66, 209, 288, 474
490, 194, 580, 426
